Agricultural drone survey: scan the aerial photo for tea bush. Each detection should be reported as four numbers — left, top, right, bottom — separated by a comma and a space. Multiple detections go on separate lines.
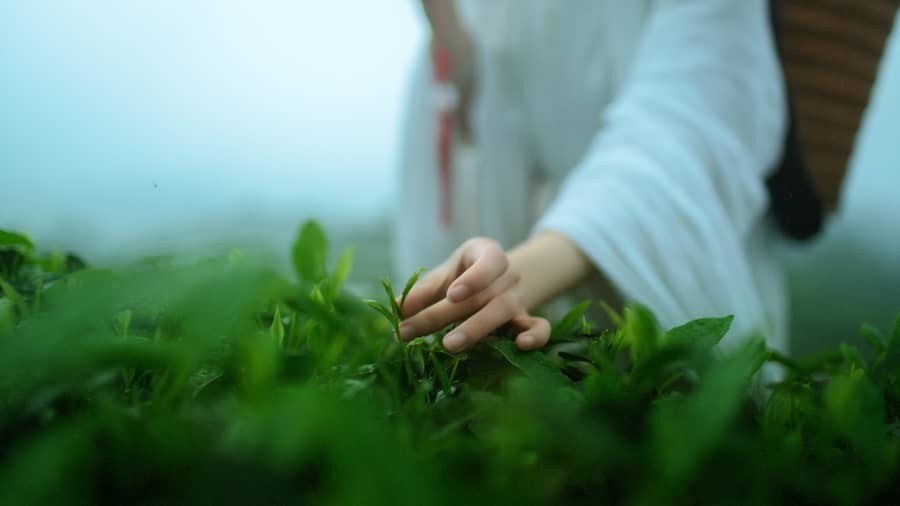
0, 223, 898, 505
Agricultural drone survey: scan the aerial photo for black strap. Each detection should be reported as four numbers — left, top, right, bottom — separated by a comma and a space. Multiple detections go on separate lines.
765, 0, 825, 241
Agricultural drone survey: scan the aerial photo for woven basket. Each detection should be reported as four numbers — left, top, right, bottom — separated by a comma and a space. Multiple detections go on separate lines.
774, 0, 898, 210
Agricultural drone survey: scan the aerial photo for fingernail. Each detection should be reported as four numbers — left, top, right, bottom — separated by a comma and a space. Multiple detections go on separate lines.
447, 284, 469, 302
519, 335, 536, 348
443, 331, 466, 351
399, 323, 416, 341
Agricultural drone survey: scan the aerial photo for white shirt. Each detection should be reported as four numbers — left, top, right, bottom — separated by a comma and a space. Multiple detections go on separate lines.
394, 0, 789, 355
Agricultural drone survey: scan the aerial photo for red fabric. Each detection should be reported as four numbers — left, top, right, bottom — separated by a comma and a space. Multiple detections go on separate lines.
432, 45, 454, 228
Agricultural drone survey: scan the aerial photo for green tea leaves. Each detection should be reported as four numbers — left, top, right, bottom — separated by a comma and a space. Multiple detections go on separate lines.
861, 323, 887, 355
599, 300, 624, 328
551, 300, 591, 340
293, 220, 328, 283
365, 269, 425, 340
330, 246, 355, 296
365, 295, 401, 343
364, 299, 394, 326
0, 278, 25, 315
292, 221, 359, 304
399, 267, 425, 319
381, 278, 400, 320
489, 340, 570, 389
113, 309, 133, 337
651, 339, 765, 486
270, 306, 285, 345
0, 230, 34, 252
663, 315, 734, 351
2, 222, 900, 506
622, 304, 660, 366
824, 369, 887, 467
0, 297, 14, 336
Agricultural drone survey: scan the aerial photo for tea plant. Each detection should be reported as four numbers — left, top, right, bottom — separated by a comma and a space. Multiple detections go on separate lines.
0, 222, 898, 505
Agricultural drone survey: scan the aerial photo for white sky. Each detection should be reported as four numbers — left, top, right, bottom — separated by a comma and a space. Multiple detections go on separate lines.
0, 1, 423, 258
0, 3, 897, 267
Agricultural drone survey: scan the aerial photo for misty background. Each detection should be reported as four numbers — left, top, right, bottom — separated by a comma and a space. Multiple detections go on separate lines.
1, 2, 898, 353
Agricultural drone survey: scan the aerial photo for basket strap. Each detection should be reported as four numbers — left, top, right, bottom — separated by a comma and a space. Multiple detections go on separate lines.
766, 0, 825, 240
767, 0, 899, 240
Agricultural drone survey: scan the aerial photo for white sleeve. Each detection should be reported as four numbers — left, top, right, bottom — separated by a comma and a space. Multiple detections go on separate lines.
534, 0, 788, 346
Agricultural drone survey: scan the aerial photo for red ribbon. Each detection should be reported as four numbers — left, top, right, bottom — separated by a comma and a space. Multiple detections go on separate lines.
431, 45, 454, 228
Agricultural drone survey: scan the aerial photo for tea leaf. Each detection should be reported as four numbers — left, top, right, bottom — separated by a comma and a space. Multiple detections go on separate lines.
623, 304, 659, 366
399, 267, 426, 319
270, 306, 285, 345
489, 340, 570, 389
113, 309, 133, 337
429, 350, 452, 394
330, 246, 355, 296
292, 220, 328, 282
580, 315, 591, 335
310, 283, 326, 305
861, 323, 886, 355
824, 370, 886, 466
652, 339, 765, 485
0, 230, 34, 252
365, 299, 396, 332
0, 298, 14, 336
599, 300, 624, 328
0, 278, 26, 314
551, 300, 591, 340
381, 278, 401, 319
663, 315, 734, 351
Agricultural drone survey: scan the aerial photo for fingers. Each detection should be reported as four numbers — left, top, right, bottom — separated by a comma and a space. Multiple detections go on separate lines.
396, 237, 547, 354
442, 310, 550, 353
446, 239, 508, 303
401, 283, 551, 353
399, 271, 517, 341
398, 263, 454, 319
441, 290, 523, 352
510, 314, 551, 351
401, 238, 507, 318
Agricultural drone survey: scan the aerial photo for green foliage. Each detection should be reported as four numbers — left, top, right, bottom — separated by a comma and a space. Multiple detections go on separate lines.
622, 304, 660, 367
663, 314, 734, 349
329, 246, 355, 297
365, 278, 401, 340
651, 340, 765, 489
292, 220, 328, 283
399, 267, 426, 318
551, 300, 591, 340
0, 231, 35, 250
364, 267, 425, 340
0, 221, 899, 505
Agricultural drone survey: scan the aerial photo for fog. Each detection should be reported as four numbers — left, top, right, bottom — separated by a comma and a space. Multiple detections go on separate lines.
1, 2, 898, 348
1, 1, 422, 260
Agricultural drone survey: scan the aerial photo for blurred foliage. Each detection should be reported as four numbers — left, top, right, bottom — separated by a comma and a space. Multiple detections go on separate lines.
0, 223, 899, 505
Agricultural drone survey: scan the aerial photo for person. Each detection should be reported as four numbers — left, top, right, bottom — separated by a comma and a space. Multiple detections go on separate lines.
393, 0, 789, 361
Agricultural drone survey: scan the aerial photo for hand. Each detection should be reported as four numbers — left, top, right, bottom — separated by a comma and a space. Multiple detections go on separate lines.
398, 238, 551, 353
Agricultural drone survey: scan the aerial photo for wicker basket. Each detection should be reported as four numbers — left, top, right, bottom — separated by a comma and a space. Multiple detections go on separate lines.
774, 0, 898, 211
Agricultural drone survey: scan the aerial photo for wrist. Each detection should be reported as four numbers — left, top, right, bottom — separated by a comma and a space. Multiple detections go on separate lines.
507, 231, 592, 311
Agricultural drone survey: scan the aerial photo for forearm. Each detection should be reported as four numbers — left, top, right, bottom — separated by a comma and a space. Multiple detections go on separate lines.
507, 231, 594, 311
